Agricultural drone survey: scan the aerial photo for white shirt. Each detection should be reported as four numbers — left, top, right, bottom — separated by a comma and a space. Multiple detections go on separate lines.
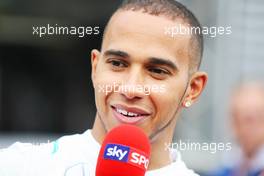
0, 130, 199, 176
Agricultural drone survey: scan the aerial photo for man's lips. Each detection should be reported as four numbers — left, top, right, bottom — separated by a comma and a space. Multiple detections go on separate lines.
111, 104, 151, 124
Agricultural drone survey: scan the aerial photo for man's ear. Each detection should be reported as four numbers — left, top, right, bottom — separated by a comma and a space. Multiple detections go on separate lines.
91, 49, 101, 83
183, 71, 208, 107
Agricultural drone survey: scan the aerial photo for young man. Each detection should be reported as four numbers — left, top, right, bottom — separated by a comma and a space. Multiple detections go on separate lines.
213, 82, 264, 176
0, 0, 207, 175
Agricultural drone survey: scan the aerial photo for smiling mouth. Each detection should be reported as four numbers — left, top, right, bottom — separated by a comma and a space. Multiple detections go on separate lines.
111, 105, 150, 124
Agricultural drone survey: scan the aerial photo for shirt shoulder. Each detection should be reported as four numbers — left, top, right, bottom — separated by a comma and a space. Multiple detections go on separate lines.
0, 129, 98, 176
146, 150, 199, 176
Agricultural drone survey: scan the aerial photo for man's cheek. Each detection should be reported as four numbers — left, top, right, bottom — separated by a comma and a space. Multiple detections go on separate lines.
95, 78, 115, 95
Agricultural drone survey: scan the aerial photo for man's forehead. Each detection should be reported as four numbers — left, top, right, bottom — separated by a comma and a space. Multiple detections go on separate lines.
232, 85, 264, 101
231, 87, 264, 114
106, 10, 190, 38
102, 10, 191, 60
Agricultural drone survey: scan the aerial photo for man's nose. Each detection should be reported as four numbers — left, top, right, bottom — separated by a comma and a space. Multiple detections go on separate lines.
120, 70, 147, 100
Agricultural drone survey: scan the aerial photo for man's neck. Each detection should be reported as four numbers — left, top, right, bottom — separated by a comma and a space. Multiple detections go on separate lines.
91, 116, 106, 144
147, 138, 172, 170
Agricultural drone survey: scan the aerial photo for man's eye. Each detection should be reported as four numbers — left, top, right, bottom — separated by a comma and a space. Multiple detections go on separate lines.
107, 59, 128, 70
148, 67, 171, 80
148, 68, 169, 75
111, 60, 124, 67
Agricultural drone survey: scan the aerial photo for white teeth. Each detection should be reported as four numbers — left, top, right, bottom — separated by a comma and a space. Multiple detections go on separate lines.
128, 112, 137, 116
117, 108, 127, 115
121, 109, 128, 115
116, 108, 140, 117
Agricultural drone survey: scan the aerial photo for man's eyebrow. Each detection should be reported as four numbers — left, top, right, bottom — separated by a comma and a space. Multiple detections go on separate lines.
103, 49, 130, 58
148, 57, 178, 71
103, 50, 178, 71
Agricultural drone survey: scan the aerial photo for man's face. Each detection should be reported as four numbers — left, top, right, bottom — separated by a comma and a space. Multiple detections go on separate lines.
231, 87, 264, 155
91, 11, 192, 138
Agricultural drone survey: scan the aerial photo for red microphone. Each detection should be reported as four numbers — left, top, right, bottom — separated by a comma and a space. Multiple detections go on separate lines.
95, 124, 151, 176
